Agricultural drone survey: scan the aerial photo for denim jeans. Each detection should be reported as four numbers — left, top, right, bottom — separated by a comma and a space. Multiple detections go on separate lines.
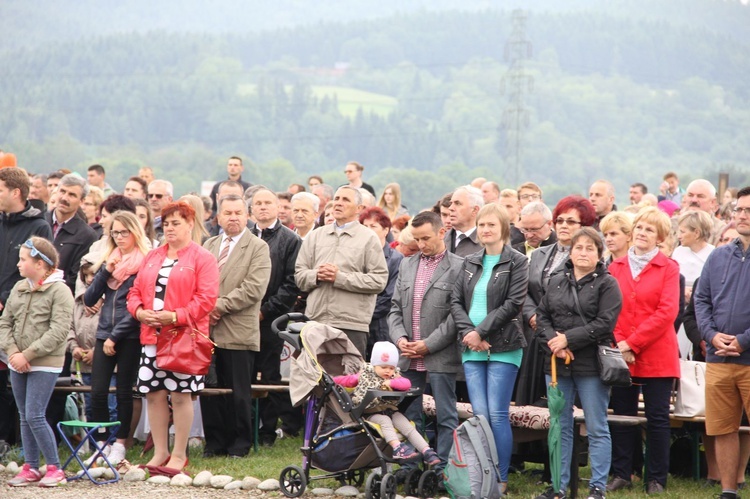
400, 370, 458, 469
610, 376, 673, 487
463, 360, 518, 482
545, 374, 611, 492
10, 370, 61, 468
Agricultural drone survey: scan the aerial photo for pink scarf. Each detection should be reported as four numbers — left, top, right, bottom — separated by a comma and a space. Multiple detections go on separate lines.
107, 247, 145, 290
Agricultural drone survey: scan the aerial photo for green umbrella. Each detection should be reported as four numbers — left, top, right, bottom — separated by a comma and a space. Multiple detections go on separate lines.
547, 353, 568, 497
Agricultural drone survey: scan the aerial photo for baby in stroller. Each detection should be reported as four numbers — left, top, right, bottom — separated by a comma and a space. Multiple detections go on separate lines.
334, 342, 440, 466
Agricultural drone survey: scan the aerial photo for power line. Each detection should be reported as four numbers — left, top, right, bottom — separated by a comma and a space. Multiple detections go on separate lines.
501, 9, 533, 186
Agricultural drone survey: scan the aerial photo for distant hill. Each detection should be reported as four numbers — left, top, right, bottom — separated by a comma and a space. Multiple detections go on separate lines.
2, 0, 749, 51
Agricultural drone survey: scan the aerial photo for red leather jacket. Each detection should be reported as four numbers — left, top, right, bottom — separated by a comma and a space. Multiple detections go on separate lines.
127, 242, 219, 345
609, 251, 680, 379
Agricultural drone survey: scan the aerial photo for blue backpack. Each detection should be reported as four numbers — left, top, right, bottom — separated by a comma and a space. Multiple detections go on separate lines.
443, 415, 502, 499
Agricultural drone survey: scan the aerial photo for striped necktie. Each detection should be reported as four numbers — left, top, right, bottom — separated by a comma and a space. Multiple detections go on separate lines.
218, 237, 232, 270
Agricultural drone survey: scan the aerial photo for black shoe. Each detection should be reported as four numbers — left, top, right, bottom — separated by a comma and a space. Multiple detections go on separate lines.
535, 485, 566, 499
646, 480, 664, 495
587, 486, 605, 499
717, 492, 739, 499
202, 448, 227, 458
258, 433, 276, 447
606, 476, 632, 492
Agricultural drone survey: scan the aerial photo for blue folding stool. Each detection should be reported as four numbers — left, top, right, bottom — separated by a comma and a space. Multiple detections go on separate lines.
57, 420, 121, 484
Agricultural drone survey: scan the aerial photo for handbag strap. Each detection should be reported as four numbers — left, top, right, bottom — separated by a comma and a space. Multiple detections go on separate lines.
570, 284, 588, 326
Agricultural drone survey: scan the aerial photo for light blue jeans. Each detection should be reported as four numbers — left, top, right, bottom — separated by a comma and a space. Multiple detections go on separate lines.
545, 374, 611, 492
10, 370, 61, 468
463, 360, 518, 482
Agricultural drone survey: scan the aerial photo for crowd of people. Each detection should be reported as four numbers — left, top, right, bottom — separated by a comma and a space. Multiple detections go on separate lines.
0, 159, 748, 499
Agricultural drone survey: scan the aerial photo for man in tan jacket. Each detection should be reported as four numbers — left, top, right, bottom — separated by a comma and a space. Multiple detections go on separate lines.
201, 194, 271, 457
295, 186, 388, 356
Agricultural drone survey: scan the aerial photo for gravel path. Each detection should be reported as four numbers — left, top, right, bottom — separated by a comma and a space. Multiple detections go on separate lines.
0, 477, 263, 498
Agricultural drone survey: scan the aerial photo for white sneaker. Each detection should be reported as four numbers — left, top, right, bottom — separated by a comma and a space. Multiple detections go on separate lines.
106, 442, 127, 466
84, 444, 111, 467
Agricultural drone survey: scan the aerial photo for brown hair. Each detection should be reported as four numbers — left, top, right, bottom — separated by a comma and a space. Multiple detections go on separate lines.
0, 167, 31, 201
26, 236, 59, 269
571, 227, 605, 259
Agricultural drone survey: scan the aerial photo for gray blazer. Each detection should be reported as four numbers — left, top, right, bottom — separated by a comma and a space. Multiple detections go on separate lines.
388, 251, 464, 373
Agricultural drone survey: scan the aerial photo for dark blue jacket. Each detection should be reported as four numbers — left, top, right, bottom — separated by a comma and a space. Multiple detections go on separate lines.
695, 239, 750, 365
84, 266, 140, 343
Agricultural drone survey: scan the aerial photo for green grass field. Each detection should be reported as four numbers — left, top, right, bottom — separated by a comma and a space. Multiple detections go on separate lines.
237, 84, 397, 118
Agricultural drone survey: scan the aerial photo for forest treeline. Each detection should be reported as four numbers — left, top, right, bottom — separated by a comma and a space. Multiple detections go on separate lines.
2, 4, 749, 208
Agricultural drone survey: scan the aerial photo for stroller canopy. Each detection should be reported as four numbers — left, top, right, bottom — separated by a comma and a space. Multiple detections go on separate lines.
289, 321, 363, 406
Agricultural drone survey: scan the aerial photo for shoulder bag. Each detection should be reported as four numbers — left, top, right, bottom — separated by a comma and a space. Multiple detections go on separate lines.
156, 315, 216, 376
571, 284, 631, 387
673, 359, 706, 417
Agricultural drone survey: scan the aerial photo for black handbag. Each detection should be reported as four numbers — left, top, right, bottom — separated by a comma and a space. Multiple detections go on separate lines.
571, 285, 632, 387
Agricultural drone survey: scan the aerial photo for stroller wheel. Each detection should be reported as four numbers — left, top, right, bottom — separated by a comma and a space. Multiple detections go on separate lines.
380, 473, 397, 499
338, 469, 366, 488
418, 469, 439, 499
279, 465, 307, 498
403, 468, 421, 496
365, 470, 382, 499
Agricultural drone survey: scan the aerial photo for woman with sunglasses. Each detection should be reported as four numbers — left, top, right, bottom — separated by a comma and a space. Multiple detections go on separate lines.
84, 211, 150, 466
0, 237, 73, 487
516, 196, 597, 407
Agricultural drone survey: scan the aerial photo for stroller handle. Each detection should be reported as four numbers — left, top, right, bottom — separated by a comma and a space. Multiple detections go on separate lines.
271, 313, 309, 335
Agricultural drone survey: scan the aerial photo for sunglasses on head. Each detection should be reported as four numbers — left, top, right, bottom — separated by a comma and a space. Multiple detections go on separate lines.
23, 239, 54, 267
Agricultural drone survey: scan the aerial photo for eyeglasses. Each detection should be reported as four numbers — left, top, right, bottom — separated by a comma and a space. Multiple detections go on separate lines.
23, 239, 54, 267
732, 207, 750, 217
519, 194, 541, 201
148, 193, 164, 199
111, 229, 131, 239
555, 218, 581, 226
519, 223, 549, 235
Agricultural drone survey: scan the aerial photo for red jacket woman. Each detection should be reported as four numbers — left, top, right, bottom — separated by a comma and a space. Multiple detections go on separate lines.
606, 207, 680, 494
608, 251, 680, 379
127, 241, 219, 346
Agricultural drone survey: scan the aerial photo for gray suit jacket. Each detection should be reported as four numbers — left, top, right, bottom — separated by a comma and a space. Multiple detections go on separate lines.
203, 229, 272, 351
388, 251, 464, 373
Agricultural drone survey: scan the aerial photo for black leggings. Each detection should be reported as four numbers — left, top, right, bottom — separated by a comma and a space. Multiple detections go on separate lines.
90, 338, 141, 440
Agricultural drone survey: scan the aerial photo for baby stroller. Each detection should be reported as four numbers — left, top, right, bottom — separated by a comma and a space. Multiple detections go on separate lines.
273, 313, 439, 499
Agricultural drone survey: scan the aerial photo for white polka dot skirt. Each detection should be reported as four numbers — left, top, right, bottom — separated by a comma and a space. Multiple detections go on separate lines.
137, 344, 205, 393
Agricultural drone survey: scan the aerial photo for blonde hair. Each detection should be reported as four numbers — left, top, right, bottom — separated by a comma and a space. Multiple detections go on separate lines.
101, 211, 150, 263
633, 207, 672, 243
476, 203, 511, 244
678, 210, 713, 242
86, 186, 105, 209
600, 211, 634, 238
377, 182, 403, 219
179, 194, 209, 243
398, 225, 415, 246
